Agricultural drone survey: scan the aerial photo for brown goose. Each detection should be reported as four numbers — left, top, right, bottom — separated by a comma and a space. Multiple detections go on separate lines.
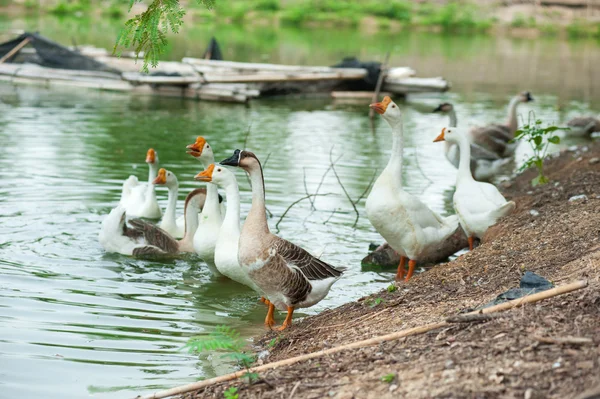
99, 188, 207, 258
468, 91, 534, 157
220, 150, 344, 330
566, 117, 600, 137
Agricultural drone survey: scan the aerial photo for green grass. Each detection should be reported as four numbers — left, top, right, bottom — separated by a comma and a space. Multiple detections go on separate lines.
511, 13, 536, 29
49, 0, 91, 16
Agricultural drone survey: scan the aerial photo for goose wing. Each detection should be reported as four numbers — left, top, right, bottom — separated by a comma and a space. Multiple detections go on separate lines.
128, 219, 179, 254
274, 238, 344, 281
132, 245, 171, 258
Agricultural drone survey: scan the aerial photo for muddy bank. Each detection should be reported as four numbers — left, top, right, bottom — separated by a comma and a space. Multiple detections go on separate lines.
181, 143, 600, 399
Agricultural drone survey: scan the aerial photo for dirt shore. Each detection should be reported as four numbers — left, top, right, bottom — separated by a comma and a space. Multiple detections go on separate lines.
183, 143, 600, 399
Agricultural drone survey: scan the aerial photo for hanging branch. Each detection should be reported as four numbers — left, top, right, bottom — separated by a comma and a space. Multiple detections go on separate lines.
329, 148, 360, 229
303, 167, 316, 211
275, 193, 334, 232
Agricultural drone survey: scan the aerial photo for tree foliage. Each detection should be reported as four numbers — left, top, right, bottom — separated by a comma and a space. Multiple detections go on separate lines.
114, 0, 215, 72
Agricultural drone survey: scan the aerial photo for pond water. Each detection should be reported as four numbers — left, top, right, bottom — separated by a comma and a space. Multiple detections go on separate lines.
0, 15, 599, 399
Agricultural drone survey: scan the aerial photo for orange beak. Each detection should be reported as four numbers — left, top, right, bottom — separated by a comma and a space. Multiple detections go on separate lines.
146, 148, 156, 163
186, 136, 207, 158
194, 164, 214, 182
433, 128, 446, 142
152, 168, 167, 185
369, 96, 392, 115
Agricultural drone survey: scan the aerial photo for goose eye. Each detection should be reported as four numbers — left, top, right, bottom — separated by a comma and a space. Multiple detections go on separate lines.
206, 145, 210, 148
217, 168, 222, 172
392, 105, 396, 108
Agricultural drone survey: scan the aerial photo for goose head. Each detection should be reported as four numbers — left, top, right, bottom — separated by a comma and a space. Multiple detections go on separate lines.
518, 91, 534, 103
370, 96, 402, 126
194, 163, 236, 189
146, 148, 158, 165
220, 149, 261, 171
152, 168, 178, 188
433, 103, 454, 113
186, 136, 214, 162
433, 127, 468, 145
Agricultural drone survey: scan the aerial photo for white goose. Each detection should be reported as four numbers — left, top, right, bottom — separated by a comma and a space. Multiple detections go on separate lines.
152, 168, 185, 239
469, 91, 534, 157
367, 96, 459, 281
434, 127, 516, 250
220, 150, 344, 330
186, 136, 224, 274
99, 188, 207, 257
433, 103, 512, 181
120, 148, 162, 219
195, 164, 262, 292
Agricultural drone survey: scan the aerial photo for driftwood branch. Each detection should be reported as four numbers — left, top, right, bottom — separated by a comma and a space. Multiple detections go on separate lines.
328, 147, 360, 228
314, 152, 343, 205
135, 280, 588, 399
303, 167, 315, 211
0, 37, 31, 64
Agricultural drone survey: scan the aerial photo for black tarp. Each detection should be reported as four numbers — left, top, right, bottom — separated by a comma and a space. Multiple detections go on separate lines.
0, 32, 120, 73
332, 56, 382, 91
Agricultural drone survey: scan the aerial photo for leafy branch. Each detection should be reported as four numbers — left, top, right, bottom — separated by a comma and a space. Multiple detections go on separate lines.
183, 326, 258, 384
513, 112, 569, 186
114, 0, 214, 72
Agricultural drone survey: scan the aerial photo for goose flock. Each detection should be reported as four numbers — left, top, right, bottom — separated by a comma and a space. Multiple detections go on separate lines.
99, 91, 586, 330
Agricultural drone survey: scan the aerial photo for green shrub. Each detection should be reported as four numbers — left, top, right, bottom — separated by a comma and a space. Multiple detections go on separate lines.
254, 0, 280, 11
511, 13, 536, 28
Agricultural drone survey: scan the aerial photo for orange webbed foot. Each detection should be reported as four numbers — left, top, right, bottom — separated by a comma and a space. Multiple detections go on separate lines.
264, 303, 276, 329
275, 306, 294, 331
404, 260, 416, 282
395, 256, 407, 281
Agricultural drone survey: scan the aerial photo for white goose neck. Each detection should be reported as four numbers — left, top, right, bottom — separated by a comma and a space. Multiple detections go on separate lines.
164, 183, 178, 224
244, 162, 269, 235
383, 118, 404, 188
448, 109, 457, 128
148, 163, 158, 183
200, 156, 221, 219
221, 181, 241, 238
453, 133, 475, 184
506, 96, 522, 134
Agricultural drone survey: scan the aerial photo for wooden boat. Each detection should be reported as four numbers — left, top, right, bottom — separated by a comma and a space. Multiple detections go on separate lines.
0, 33, 450, 103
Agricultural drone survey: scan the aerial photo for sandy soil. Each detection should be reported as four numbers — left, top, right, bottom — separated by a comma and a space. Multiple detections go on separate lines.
182, 143, 600, 399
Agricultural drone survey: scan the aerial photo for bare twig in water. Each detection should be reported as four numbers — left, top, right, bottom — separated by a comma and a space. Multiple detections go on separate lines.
242, 122, 253, 150
414, 147, 433, 195
313, 152, 343, 205
275, 193, 334, 232
329, 147, 360, 228
303, 167, 315, 210
353, 168, 378, 205
323, 208, 337, 224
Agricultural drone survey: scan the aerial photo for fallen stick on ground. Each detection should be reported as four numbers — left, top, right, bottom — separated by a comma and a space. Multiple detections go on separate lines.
533, 335, 593, 345
446, 312, 505, 323
135, 279, 588, 399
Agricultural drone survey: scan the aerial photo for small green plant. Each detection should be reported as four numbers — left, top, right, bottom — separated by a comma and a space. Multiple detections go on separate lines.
184, 326, 258, 384
267, 336, 280, 348
386, 284, 397, 293
366, 297, 384, 307
381, 373, 396, 383
513, 113, 568, 186
223, 386, 239, 399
